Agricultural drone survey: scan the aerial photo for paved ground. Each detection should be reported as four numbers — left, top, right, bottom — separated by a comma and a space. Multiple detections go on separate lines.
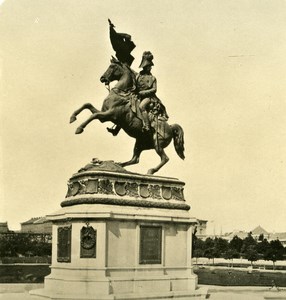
209, 292, 263, 299
0, 292, 267, 300
0, 284, 285, 300
0, 292, 42, 300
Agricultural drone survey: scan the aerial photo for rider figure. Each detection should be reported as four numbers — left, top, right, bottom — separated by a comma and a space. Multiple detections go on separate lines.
107, 51, 168, 135
137, 51, 157, 131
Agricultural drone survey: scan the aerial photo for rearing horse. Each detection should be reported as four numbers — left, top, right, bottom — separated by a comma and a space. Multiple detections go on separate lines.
70, 57, 185, 174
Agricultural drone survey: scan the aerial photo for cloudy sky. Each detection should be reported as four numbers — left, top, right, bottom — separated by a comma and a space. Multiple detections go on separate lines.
1, 0, 286, 234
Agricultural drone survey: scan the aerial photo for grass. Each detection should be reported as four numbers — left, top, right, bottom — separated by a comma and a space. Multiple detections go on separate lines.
1, 264, 286, 287
194, 267, 286, 287
0, 264, 50, 283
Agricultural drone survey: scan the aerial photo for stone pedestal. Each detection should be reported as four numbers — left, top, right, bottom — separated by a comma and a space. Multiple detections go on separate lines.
31, 161, 208, 299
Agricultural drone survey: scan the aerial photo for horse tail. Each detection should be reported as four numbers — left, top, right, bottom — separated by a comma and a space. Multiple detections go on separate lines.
171, 124, 185, 160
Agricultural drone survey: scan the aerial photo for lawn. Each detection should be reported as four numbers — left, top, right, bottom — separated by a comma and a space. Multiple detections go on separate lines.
194, 267, 286, 287
0, 264, 50, 283
1, 264, 286, 287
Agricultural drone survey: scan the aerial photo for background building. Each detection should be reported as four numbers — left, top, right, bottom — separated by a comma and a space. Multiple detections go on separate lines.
195, 219, 208, 239
0, 222, 9, 233
21, 217, 52, 234
221, 225, 286, 246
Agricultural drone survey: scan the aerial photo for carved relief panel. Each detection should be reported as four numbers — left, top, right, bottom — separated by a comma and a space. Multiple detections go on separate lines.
80, 225, 97, 258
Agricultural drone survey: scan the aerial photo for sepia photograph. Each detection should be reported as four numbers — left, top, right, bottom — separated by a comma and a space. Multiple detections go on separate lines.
1, 0, 286, 299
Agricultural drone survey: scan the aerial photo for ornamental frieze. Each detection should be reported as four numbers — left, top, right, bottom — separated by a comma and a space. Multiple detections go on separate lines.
148, 185, 161, 199
98, 179, 114, 194
139, 184, 149, 198
171, 187, 184, 201
162, 186, 172, 200
65, 176, 185, 201
66, 181, 80, 197
85, 179, 99, 194
78, 180, 88, 194
126, 182, 139, 197
114, 181, 126, 196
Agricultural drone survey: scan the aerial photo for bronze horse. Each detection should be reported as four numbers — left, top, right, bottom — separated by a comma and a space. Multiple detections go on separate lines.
70, 58, 185, 174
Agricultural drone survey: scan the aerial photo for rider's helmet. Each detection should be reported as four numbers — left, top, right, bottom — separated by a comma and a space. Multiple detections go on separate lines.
139, 51, 154, 68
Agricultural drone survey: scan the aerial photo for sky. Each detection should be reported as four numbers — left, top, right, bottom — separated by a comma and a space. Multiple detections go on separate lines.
1, 0, 286, 234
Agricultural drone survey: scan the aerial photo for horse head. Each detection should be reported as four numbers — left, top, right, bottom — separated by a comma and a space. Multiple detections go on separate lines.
100, 57, 136, 93
100, 57, 124, 85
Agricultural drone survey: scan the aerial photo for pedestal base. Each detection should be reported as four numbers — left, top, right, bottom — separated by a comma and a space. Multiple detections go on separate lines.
31, 166, 208, 299
31, 287, 208, 300
31, 274, 207, 300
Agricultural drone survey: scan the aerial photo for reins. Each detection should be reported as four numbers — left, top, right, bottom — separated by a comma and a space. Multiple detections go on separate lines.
105, 83, 110, 93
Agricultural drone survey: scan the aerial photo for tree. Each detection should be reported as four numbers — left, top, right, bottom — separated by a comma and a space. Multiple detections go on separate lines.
264, 239, 285, 270
204, 238, 215, 265
0, 233, 52, 258
223, 249, 240, 267
192, 237, 205, 264
241, 233, 259, 266
256, 238, 270, 258
241, 232, 257, 255
229, 235, 243, 254
193, 249, 205, 264
213, 237, 229, 257
244, 245, 259, 266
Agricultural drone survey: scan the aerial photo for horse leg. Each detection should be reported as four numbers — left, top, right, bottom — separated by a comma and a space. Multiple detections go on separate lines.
75, 109, 115, 134
118, 143, 143, 168
70, 103, 99, 123
147, 145, 169, 175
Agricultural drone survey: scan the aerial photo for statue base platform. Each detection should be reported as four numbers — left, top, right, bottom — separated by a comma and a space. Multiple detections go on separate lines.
30, 161, 208, 299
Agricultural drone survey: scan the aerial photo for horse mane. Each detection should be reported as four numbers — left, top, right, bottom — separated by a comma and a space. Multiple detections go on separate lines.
111, 56, 122, 65
110, 56, 137, 78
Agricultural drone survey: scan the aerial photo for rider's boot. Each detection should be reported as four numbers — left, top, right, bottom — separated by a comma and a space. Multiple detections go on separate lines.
141, 111, 150, 132
107, 125, 121, 136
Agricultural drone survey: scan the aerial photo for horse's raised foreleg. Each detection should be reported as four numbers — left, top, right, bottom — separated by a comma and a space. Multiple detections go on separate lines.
70, 103, 99, 123
147, 146, 169, 175
118, 143, 143, 168
75, 109, 115, 134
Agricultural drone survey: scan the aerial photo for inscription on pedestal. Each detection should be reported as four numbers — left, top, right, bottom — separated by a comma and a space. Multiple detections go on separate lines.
139, 226, 162, 264
57, 226, 72, 263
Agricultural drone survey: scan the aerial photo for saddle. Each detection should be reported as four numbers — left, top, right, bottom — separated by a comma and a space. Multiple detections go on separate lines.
130, 95, 168, 138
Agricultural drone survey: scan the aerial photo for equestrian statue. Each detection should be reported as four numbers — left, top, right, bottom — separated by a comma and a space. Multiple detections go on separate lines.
70, 20, 185, 175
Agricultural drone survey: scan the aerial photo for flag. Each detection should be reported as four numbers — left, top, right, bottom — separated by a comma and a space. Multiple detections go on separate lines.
108, 19, 136, 66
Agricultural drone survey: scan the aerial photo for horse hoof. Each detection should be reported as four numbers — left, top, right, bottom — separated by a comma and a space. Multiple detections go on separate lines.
70, 115, 77, 123
75, 127, 84, 134
147, 168, 156, 175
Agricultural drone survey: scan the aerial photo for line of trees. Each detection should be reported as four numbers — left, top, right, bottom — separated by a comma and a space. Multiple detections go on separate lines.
193, 232, 286, 270
0, 233, 52, 257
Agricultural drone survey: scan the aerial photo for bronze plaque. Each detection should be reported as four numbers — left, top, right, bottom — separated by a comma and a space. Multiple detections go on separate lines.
80, 226, 96, 258
139, 226, 162, 264
57, 226, 71, 262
